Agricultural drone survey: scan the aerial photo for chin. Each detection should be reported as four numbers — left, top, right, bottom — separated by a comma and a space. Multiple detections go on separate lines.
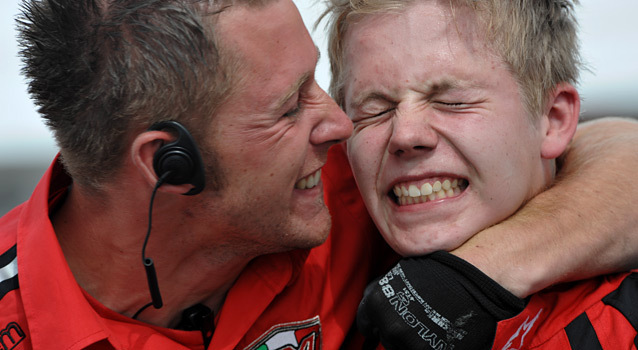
395, 246, 438, 258
389, 231, 470, 257
311, 219, 332, 246
294, 215, 332, 250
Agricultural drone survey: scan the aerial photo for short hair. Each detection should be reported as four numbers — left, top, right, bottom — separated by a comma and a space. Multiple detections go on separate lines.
322, 0, 583, 119
16, 0, 266, 191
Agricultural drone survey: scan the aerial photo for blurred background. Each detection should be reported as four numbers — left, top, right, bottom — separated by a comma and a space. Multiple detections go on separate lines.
1, 0, 637, 216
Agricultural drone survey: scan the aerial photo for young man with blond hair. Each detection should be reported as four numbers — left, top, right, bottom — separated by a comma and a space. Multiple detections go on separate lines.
324, 0, 638, 348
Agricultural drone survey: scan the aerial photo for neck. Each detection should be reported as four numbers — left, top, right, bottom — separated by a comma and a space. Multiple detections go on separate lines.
53, 183, 254, 328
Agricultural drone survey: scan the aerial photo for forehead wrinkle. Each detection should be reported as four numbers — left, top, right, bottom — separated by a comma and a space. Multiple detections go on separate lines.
273, 46, 320, 111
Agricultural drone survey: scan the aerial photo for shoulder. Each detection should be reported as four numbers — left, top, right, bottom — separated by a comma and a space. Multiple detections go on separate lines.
0, 225, 27, 348
0, 206, 20, 298
0, 204, 21, 299
0, 204, 21, 247
494, 272, 638, 349
0, 206, 25, 314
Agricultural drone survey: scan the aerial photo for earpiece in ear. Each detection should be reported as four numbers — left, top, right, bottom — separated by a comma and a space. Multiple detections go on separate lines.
147, 121, 205, 195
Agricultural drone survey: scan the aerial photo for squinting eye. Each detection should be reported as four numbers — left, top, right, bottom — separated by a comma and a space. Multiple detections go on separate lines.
283, 105, 301, 118
371, 108, 396, 118
352, 107, 395, 127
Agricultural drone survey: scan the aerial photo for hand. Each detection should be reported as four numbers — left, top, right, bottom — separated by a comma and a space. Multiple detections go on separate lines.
357, 251, 526, 350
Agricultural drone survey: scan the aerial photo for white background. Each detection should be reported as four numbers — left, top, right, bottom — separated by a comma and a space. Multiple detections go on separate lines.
0, 0, 636, 213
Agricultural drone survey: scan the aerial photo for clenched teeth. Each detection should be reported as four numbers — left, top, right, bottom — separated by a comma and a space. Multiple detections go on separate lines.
392, 179, 467, 205
295, 169, 322, 189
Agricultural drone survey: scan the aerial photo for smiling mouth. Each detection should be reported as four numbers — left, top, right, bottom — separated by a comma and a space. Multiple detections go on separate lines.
390, 178, 468, 206
295, 169, 322, 190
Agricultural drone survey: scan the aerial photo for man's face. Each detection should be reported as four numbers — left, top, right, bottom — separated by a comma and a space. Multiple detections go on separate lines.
198, 0, 352, 253
342, 1, 548, 256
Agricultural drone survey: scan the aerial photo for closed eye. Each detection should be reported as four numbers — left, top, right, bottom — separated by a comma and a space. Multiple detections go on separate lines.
371, 107, 396, 118
283, 104, 301, 118
437, 101, 465, 106
353, 107, 396, 124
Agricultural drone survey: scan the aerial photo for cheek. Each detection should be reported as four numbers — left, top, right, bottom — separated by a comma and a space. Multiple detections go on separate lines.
346, 133, 380, 190
469, 139, 535, 215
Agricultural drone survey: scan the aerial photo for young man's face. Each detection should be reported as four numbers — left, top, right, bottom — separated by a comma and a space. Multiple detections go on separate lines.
196, 0, 352, 253
342, 1, 549, 256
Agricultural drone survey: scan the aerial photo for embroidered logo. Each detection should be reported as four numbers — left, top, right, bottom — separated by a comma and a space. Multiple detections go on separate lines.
244, 316, 321, 350
501, 309, 542, 350
0, 322, 25, 350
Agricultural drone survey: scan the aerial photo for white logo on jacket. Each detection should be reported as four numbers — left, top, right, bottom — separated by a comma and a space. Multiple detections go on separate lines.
501, 309, 543, 350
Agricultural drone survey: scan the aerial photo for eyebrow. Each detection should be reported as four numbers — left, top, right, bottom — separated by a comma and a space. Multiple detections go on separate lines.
421, 80, 460, 100
274, 46, 321, 111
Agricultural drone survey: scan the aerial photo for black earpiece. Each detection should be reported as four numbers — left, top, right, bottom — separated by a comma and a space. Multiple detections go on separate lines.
134, 121, 206, 316
147, 121, 205, 195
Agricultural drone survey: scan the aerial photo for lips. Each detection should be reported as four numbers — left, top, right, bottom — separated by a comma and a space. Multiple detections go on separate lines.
390, 178, 468, 205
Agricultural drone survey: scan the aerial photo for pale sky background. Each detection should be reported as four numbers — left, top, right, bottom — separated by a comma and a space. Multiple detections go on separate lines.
1, 0, 637, 167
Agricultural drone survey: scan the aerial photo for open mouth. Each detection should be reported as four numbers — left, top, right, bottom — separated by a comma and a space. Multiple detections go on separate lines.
295, 169, 322, 190
389, 178, 468, 205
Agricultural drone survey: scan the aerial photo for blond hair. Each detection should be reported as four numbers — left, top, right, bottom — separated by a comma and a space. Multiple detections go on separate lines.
322, 0, 582, 118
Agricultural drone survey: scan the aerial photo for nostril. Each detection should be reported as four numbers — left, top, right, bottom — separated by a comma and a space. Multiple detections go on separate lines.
388, 127, 438, 156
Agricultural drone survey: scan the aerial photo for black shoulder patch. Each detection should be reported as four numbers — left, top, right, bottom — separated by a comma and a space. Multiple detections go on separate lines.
603, 273, 638, 347
0, 245, 19, 300
565, 312, 603, 350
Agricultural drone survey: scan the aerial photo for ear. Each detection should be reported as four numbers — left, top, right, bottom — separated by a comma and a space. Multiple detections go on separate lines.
540, 83, 580, 160
131, 130, 196, 194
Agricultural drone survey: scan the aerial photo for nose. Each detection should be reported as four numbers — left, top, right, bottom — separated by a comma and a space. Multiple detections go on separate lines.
309, 84, 353, 146
387, 107, 439, 157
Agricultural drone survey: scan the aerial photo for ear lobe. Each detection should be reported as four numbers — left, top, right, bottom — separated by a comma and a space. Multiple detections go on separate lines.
540, 83, 580, 160
131, 131, 195, 194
